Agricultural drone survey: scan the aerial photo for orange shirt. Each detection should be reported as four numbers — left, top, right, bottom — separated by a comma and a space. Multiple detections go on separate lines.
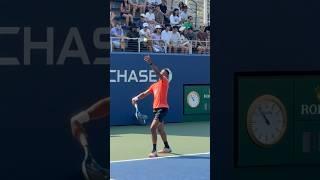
147, 76, 169, 109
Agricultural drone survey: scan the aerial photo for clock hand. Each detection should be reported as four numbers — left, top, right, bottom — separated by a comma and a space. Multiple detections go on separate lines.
258, 107, 271, 126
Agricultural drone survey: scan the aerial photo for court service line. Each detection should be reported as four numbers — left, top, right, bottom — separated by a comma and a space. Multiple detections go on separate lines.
110, 152, 210, 163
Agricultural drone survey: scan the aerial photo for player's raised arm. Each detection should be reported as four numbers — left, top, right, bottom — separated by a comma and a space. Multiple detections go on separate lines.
144, 55, 163, 79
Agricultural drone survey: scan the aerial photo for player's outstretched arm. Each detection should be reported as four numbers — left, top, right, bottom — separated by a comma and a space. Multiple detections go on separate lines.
144, 55, 163, 79
132, 90, 151, 105
71, 97, 110, 144
87, 97, 110, 120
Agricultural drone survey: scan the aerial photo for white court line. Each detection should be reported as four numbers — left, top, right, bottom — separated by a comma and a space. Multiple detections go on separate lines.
110, 152, 210, 163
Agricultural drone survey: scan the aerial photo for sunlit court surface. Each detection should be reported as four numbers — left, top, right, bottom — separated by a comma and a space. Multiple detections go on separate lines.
110, 121, 210, 180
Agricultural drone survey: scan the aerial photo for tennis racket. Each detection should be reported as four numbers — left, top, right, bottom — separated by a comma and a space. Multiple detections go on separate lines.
134, 103, 148, 125
80, 134, 108, 180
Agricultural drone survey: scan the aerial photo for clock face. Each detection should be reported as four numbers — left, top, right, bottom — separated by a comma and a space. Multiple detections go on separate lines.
247, 95, 287, 147
187, 91, 200, 108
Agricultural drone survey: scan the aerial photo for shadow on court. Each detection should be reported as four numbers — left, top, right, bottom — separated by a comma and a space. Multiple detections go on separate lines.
110, 135, 122, 138
110, 121, 210, 137
168, 154, 210, 160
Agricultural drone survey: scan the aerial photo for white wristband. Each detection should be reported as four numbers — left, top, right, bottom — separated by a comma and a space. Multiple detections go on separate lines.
132, 97, 139, 102
79, 133, 88, 146
71, 111, 90, 124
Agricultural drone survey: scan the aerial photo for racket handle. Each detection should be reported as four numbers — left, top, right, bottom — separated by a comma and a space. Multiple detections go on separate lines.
134, 103, 139, 112
79, 133, 88, 146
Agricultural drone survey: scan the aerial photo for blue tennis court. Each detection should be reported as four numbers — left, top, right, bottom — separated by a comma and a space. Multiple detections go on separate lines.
110, 152, 210, 180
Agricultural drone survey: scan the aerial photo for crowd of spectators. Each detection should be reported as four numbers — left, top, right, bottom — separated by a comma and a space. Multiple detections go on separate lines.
110, 0, 210, 54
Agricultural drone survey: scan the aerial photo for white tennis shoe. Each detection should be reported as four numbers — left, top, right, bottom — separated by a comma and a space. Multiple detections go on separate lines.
158, 147, 172, 153
148, 151, 158, 158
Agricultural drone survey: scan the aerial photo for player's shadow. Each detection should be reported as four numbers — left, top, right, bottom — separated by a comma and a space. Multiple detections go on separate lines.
110, 135, 122, 138
167, 153, 210, 160
110, 121, 210, 137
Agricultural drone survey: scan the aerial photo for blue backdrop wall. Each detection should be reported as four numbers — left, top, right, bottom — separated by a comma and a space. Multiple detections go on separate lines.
110, 53, 210, 126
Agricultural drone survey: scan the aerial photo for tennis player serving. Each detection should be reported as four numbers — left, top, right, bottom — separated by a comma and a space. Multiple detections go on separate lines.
131, 55, 172, 158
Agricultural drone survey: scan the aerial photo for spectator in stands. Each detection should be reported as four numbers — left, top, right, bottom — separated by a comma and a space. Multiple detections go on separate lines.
180, 5, 188, 23
146, 0, 161, 8
126, 24, 140, 52
139, 23, 152, 51
129, 0, 146, 17
159, 0, 170, 25
110, 4, 116, 28
161, 24, 172, 51
183, 16, 193, 29
206, 26, 210, 53
170, 8, 181, 27
205, 25, 210, 35
111, 14, 116, 28
178, 1, 185, 11
111, 22, 126, 51
151, 25, 165, 52
145, 6, 156, 22
154, 5, 164, 25
205, 25, 210, 33
185, 27, 196, 40
145, 6, 157, 31
168, 25, 181, 53
120, 0, 134, 26
197, 25, 209, 54
137, 14, 147, 29
179, 26, 190, 54
159, 0, 167, 12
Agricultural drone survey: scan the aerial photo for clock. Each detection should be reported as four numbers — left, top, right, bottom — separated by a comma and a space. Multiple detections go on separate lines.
247, 95, 287, 148
187, 91, 200, 108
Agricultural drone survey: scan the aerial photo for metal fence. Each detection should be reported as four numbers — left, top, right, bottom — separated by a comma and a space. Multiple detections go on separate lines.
110, 37, 210, 54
